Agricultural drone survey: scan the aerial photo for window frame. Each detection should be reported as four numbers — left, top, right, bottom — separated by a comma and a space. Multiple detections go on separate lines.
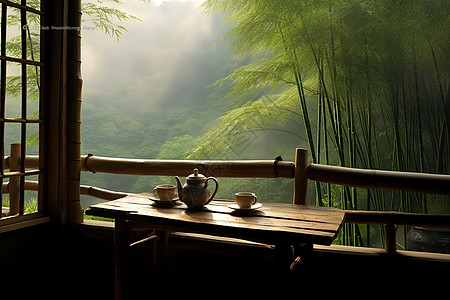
0, 0, 47, 232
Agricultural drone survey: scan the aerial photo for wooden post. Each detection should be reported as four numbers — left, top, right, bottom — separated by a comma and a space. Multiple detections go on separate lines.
9, 143, 21, 215
385, 223, 397, 254
44, 0, 67, 225
293, 148, 308, 205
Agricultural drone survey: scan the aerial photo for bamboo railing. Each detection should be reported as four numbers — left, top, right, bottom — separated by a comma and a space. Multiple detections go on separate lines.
3, 149, 450, 203
307, 164, 450, 195
2, 148, 450, 253
79, 155, 296, 178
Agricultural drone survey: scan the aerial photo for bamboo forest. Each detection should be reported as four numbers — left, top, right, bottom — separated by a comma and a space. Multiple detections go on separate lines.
192, 0, 450, 247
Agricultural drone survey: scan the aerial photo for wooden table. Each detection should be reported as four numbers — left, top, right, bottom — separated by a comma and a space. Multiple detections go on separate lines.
86, 194, 344, 298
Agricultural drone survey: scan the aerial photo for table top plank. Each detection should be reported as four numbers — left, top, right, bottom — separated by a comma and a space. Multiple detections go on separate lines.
136, 205, 340, 233
90, 196, 342, 232
86, 194, 345, 246
110, 194, 344, 223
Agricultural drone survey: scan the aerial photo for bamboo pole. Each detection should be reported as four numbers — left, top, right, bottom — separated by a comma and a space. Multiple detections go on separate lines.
9, 144, 21, 215
18, 180, 39, 192
10, 153, 450, 196
80, 155, 295, 178
307, 164, 450, 195
80, 185, 127, 201
66, 0, 84, 223
2, 155, 39, 170
345, 210, 450, 228
15, 154, 450, 195
1, 182, 8, 194
293, 148, 308, 205
24, 156, 39, 169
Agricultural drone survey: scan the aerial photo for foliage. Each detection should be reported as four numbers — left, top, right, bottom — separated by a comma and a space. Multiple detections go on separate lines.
198, 0, 450, 247
188, 88, 306, 158
2, 197, 38, 214
83, 212, 113, 222
82, 0, 148, 41
157, 135, 201, 159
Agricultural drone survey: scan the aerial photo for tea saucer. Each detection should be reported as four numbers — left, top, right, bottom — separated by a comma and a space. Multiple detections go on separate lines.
228, 203, 262, 212
149, 195, 180, 207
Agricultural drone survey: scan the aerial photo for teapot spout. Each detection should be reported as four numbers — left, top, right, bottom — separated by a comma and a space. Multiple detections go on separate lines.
174, 176, 183, 201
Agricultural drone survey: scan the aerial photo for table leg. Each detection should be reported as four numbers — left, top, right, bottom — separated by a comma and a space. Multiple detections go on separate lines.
114, 218, 131, 300
154, 230, 169, 278
275, 241, 294, 275
291, 243, 313, 272
275, 242, 313, 278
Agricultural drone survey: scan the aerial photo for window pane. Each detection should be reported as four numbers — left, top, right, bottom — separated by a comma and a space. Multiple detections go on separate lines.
4, 123, 21, 156
5, 61, 21, 119
27, 1, 41, 11
26, 11, 40, 62
27, 64, 39, 118
2, 183, 9, 217
24, 174, 38, 214
6, 7, 21, 59
26, 123, 38, 155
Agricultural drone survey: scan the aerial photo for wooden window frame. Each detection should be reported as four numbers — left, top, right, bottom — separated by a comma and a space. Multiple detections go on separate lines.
0, 0, 84, 230
0, 0, 47, 231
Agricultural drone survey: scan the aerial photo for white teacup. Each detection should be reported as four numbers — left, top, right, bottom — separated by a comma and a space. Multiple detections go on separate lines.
235, 192, 257, 209
153, 184, 177, 201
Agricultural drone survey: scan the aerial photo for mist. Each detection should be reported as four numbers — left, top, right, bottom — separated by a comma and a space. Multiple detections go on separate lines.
81, 0, 231, 116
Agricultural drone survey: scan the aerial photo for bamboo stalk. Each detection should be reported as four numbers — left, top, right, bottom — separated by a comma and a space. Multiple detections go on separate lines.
321, 93, 331, 208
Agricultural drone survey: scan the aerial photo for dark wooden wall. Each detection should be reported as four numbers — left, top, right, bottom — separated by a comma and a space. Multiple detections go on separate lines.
2, 224, 448, 299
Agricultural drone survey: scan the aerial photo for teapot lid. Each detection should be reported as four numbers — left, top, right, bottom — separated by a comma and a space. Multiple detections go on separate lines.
186, 168, 206, 181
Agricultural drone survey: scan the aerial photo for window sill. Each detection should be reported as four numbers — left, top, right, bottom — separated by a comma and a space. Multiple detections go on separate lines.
0, 215, 51, 234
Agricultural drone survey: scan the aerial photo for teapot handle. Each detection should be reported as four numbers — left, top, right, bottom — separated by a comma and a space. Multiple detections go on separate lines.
205, 177, 219, 205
